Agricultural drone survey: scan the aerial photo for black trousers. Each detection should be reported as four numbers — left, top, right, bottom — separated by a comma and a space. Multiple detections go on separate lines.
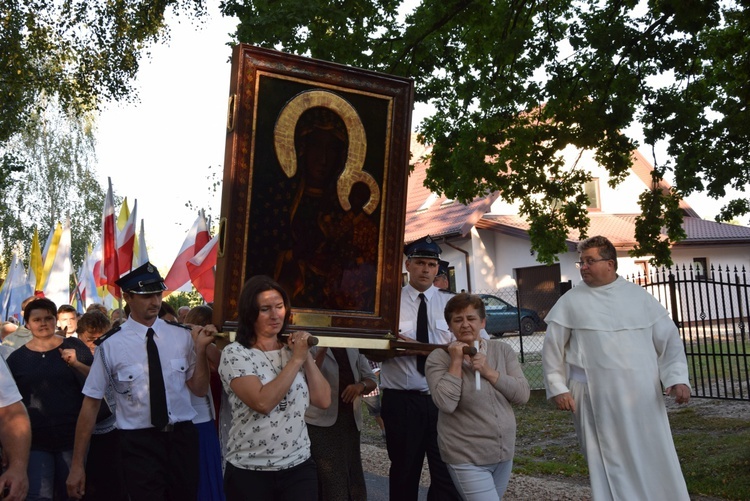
224, 458, 318, 501
119, 422, 199, 501
85, 429, 126, 501
380, 389, 461, 501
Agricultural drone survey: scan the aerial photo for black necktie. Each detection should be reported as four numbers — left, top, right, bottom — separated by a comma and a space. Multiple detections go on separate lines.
416, 293, 428, 375
146, 328, 169, 429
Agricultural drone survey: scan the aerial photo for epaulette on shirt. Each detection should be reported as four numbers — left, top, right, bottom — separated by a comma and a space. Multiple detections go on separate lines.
94, 325, 121, 346
165, 319, 192, 330
439, 288, 455, 294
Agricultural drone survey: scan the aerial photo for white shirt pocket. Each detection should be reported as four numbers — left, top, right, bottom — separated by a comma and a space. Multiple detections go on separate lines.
435, 319, 453, 342
117, 364, 144, 383
399, 321, 415, 340
170, 358, 189, 382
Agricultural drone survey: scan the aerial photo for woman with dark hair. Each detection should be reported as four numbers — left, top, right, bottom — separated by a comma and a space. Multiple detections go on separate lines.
6, 298, 93, 501
426, 293, 530, 501
218, 276, 330, 501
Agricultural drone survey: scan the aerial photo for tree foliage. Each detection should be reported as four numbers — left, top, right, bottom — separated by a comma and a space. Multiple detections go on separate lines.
0, 0, 207, 186
0, 98, 107, 271
220, 0, 750, 264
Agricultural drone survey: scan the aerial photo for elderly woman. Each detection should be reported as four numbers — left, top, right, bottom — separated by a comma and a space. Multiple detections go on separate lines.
426, 293, 530, 500
6, 298, 93, 501
218, 276, 330, 501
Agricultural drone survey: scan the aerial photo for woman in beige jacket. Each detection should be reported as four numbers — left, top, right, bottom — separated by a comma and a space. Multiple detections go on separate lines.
426, 294, 530, 500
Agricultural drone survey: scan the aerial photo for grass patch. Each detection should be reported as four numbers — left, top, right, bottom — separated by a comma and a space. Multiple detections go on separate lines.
361, 390, 750, 499
670, 407, 750, 499
513, 390, 588, 478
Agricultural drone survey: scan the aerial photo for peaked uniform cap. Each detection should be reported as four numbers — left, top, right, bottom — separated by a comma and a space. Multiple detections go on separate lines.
404, 235, 441, 259
115, 262, 167, 294
437, 260, 450, 277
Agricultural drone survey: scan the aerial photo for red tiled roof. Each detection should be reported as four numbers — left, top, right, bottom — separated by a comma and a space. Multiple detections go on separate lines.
404, 138, 747, 247
477, 213, 750, 249
403, 156, 498, 244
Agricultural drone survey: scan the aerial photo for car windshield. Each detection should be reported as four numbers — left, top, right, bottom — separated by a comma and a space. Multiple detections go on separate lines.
482, 296, 509, 310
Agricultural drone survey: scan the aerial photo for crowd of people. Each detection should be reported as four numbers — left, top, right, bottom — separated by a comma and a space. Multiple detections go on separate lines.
0, 234, 693, 501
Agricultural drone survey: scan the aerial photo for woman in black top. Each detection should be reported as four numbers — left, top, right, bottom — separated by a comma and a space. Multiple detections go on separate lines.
7, 298, 92, 501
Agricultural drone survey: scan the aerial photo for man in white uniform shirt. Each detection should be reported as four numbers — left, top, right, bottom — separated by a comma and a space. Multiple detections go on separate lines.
0, 357, 31, 501
543, 236, 691, 501
380, 236, 461, 501
66, 262, 215, 501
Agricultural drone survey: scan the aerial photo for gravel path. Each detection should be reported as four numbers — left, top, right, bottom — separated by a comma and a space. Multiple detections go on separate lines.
360, 397, 750, 500
361, 443, 592, 500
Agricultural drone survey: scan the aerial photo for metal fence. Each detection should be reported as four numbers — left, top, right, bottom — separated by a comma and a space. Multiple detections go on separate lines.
626, 265, 750, 401
478, 264, 750, 399
474, 287, 548, 390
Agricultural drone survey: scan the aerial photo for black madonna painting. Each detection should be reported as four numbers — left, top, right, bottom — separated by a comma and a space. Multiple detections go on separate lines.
214, 45, 414, 338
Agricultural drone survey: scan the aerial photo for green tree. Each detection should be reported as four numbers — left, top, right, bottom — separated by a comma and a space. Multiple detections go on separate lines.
164, 290, 206, 311
0, 97, 106, 270
221, 0, 750, 264
0, 0, 207, 186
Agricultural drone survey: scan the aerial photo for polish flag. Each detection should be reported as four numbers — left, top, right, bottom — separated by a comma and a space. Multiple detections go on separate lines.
99, 178, 120, 298
164, 214, 210, 292
117, 199, 137, 277
187, 234, 218, 303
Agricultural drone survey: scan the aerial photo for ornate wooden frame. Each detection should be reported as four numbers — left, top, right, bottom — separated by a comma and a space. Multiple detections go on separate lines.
213, 45, 414, 339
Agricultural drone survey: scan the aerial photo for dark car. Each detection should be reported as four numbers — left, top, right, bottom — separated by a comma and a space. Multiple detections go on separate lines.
479, 294, 541, 337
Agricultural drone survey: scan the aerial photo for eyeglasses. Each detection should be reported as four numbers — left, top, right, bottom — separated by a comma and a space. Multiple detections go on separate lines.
575, 258, 610, 269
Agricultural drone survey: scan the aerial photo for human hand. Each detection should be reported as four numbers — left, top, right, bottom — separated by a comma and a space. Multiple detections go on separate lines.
553, 392, 576, 413
191, 324, 216, 350
0, 465, 28, 501
447, 341, 467, 361
59, 348, 78, 366
288, 331, 312, 360
341, 382, 365, 403
66, 464, 86, 500
470, 351, 489, 375
665, 384, 690, 404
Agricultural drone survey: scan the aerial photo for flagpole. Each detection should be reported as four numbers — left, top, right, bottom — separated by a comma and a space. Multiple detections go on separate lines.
70, 269, 84, 309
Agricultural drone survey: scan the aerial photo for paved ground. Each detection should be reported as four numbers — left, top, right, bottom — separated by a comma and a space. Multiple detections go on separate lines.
364, 472, 427, 501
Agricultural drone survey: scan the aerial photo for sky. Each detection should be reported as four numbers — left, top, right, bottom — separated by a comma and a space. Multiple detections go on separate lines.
95, 6, 238, 270
93, 3, 744, 271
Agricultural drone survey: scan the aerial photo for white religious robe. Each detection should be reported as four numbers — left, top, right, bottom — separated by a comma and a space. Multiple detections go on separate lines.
542, 276, 690, 501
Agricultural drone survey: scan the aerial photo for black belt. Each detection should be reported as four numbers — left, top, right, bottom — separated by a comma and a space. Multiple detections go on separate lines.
383, 388, 431, 396
154, 421, 192, 432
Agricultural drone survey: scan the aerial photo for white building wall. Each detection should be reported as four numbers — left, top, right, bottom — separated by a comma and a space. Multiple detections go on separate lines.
671, 245, 750, 273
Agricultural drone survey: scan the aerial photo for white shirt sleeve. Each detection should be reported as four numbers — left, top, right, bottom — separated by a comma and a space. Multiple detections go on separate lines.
0, 358, 22, 407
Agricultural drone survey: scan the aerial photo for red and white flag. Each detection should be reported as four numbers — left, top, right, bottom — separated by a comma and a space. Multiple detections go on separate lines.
187, 234, 218, 303
117, 199, 137, 277
99, 178, 120, 298
164, 213, 210, 292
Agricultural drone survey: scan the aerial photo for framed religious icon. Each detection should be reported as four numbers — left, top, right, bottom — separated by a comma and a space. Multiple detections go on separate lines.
213, 44, 414, 341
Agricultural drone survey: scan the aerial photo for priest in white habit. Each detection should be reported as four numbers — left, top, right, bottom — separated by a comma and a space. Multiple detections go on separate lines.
542, 235, 691, 501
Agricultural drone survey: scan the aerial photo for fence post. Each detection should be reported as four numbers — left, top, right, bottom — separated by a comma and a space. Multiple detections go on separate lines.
668, 270, 680, 328
516, 289, 524, 363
